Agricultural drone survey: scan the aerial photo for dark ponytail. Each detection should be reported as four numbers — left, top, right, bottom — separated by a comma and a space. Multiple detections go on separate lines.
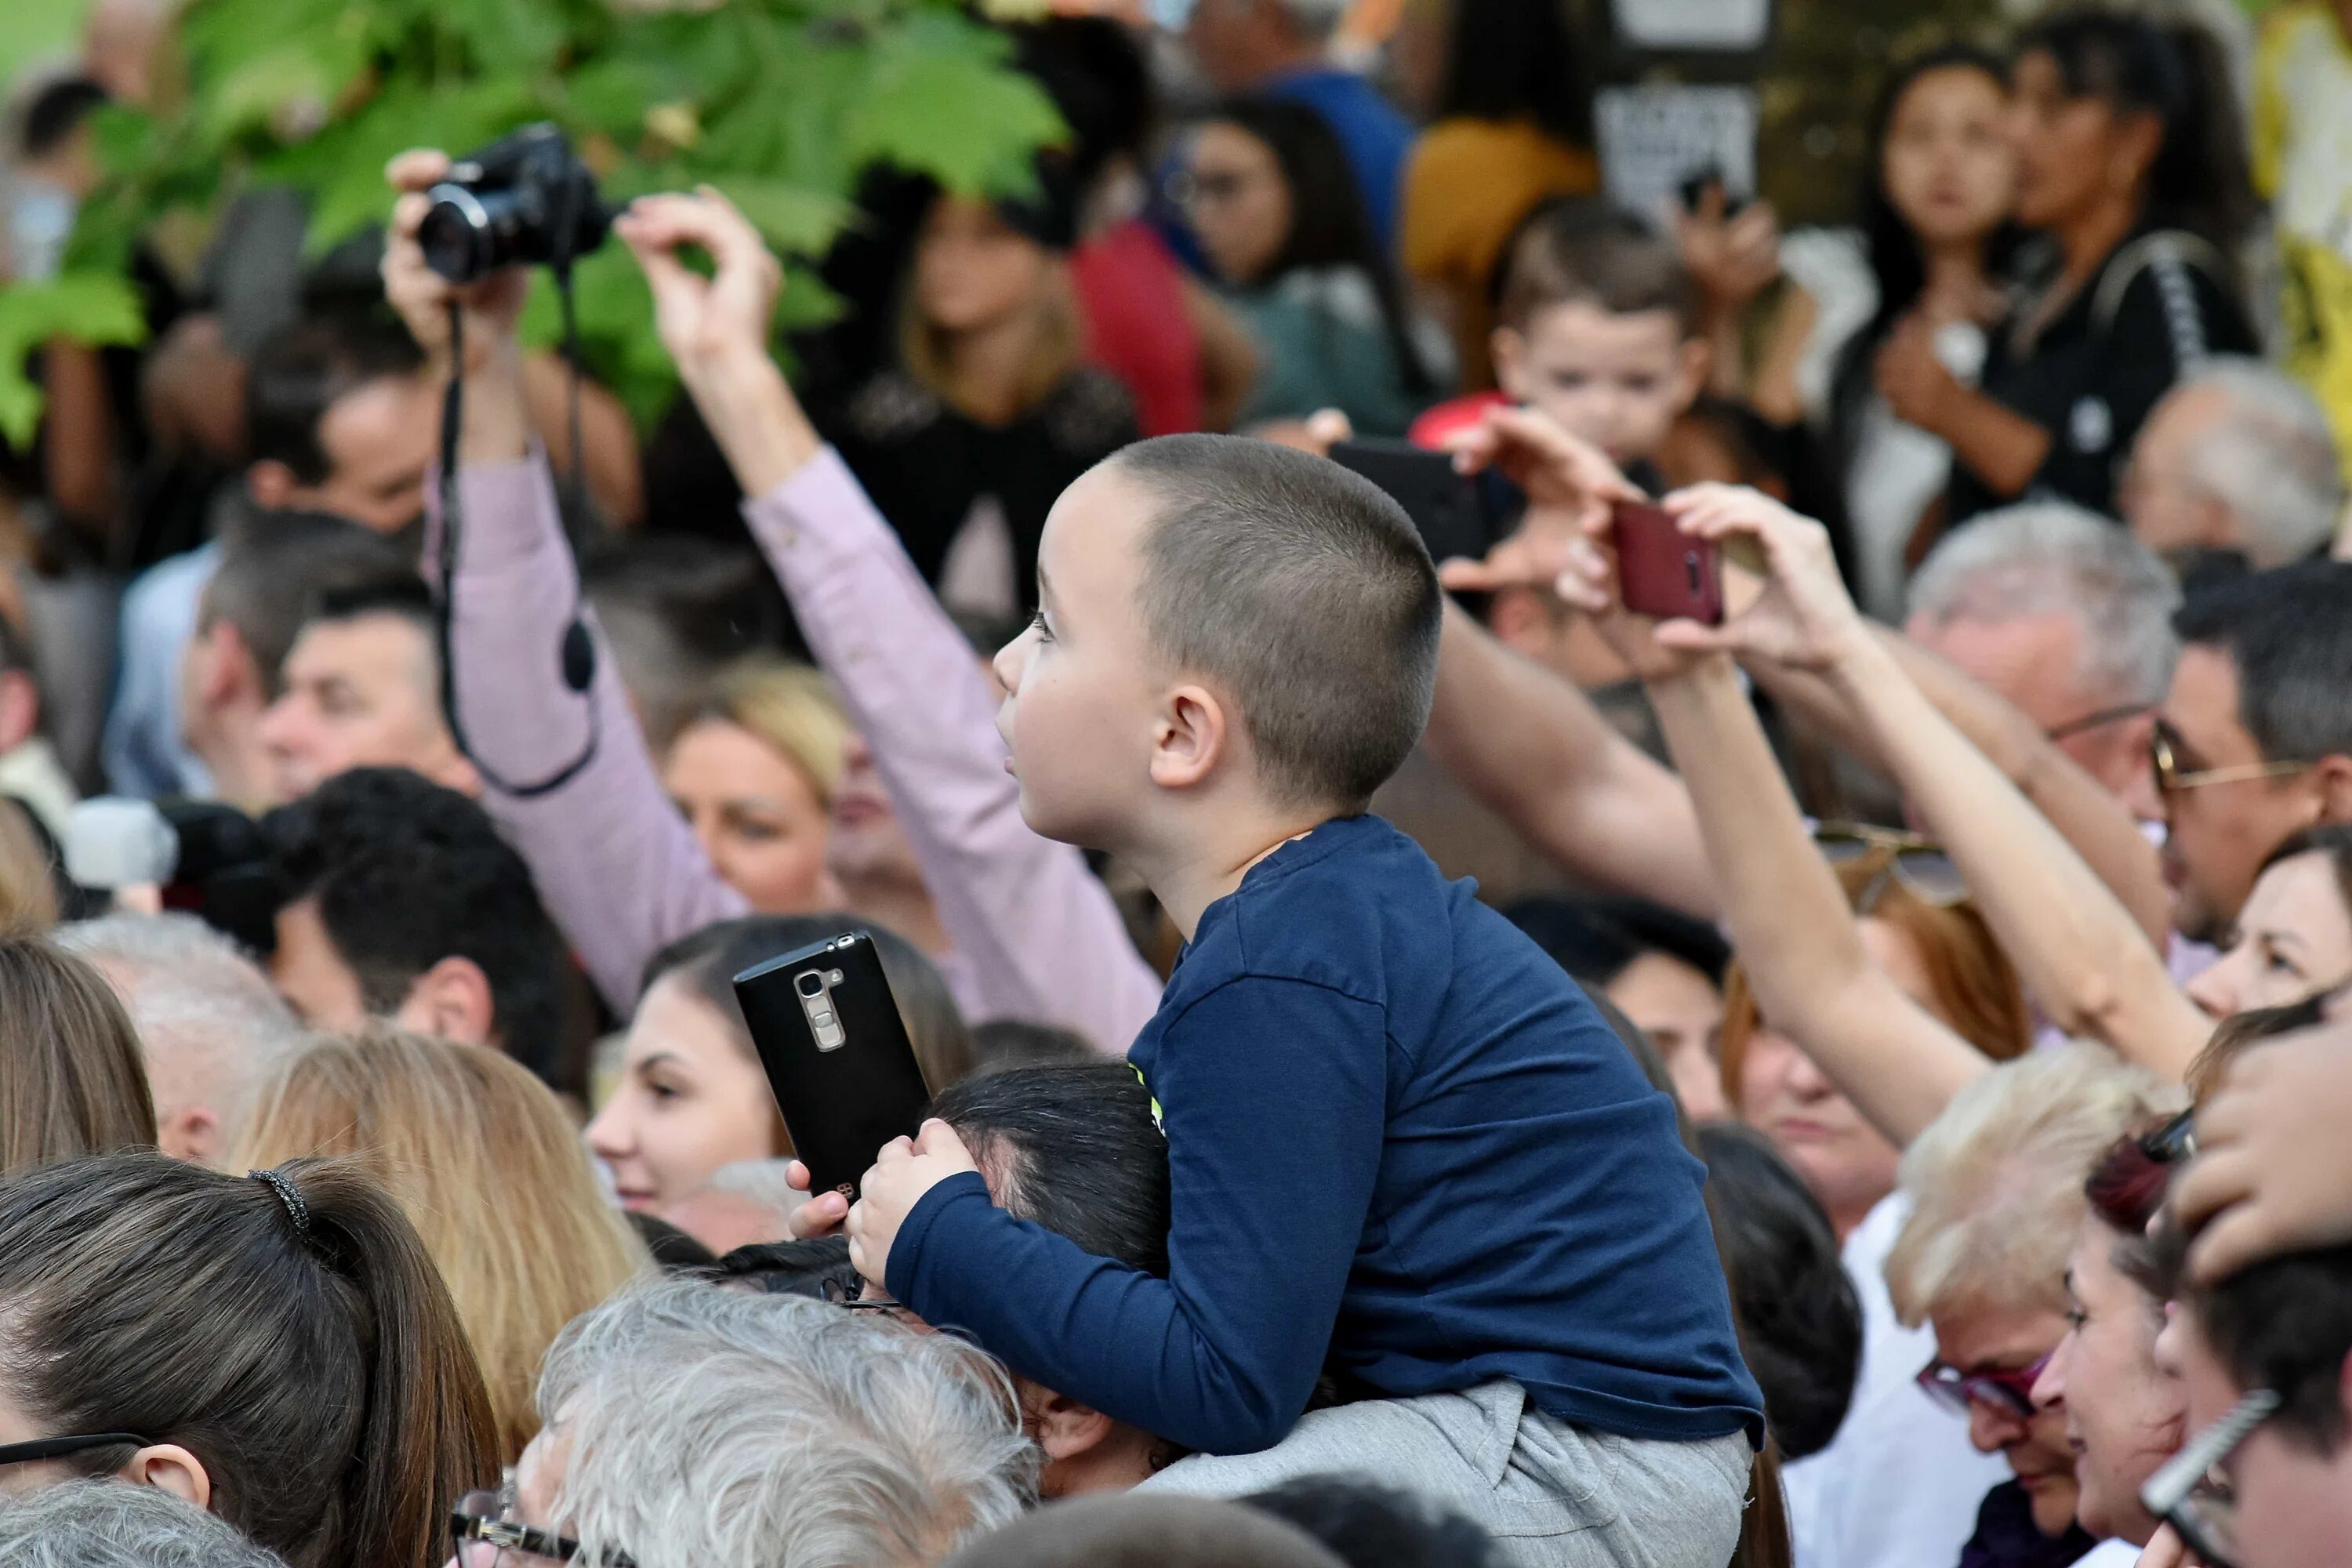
0, 1152, 496, 1568
2016, 8, 2257, 252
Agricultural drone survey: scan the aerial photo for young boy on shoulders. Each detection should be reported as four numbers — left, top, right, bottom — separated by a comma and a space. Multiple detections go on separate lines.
829, 437, 1759, 1555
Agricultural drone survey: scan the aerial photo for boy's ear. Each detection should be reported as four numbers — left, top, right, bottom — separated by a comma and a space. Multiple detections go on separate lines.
1673, 337, 1711, 416
1150, 684, 1229, 793
1490, 328, 1528, 401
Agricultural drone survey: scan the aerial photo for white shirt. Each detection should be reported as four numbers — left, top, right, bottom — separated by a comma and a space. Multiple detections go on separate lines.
1780, 1193, 2008, 1568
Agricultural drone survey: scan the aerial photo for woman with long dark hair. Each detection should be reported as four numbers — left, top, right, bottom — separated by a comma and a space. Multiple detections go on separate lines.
0, 1151, 495, 1568
1181, 97, 1450, 437
1883, 9, 2260, 529
1801, 45, 2022, 618
1399, 0, 1599, 390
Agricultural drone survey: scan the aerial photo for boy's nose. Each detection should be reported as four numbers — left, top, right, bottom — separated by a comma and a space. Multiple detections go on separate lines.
991, 631, 1029, 695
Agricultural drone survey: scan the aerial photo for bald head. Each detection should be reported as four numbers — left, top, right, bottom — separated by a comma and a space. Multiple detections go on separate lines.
942, 1494, 1349, 1568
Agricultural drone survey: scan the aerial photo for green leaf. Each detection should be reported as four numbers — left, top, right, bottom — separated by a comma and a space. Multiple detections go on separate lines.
706, 178, 857, 258
0, 274, 153, 448
843, 15, 1065, 194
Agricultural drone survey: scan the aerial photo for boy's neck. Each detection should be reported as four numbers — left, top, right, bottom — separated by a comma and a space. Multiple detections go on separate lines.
1134, 802, 1340, 942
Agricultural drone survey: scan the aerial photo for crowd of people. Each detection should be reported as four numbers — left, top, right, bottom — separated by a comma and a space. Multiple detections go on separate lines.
2, 0, 2352, 1566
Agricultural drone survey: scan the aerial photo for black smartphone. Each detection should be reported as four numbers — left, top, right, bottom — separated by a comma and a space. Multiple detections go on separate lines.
1330, 437, 1516, 567
734, 932, 934, 1202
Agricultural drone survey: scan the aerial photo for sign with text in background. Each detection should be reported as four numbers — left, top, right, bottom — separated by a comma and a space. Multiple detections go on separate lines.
1595, 85, 1759, 219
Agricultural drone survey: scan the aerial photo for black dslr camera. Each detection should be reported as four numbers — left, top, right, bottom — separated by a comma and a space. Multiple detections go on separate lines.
418, 123, 612, 284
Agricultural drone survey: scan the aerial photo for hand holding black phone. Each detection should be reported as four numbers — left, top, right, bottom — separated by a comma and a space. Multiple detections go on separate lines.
1330, 437, 1520, 568
735, 932, 934, 1201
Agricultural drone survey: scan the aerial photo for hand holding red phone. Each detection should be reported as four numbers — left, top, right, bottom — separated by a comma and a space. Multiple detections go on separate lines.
1651, 485, 1867, 672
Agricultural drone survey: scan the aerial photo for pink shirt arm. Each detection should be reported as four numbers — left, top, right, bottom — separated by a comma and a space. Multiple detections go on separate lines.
437, 455, 748, 1014
745, 450, 1163, 1054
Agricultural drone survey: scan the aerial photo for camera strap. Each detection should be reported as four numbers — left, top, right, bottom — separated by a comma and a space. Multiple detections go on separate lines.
434, 298, 602, 798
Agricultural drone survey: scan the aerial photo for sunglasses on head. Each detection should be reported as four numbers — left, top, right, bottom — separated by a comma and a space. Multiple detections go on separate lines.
1813, 822, 1967, 909
1916, 1349, 2053, 1421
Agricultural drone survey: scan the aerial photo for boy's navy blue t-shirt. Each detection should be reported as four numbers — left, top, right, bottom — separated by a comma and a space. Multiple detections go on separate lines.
889, 814, 1762, 1457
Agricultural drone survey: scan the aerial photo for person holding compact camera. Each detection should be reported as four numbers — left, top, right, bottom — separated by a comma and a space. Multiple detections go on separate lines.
382, 144, 1161, 1055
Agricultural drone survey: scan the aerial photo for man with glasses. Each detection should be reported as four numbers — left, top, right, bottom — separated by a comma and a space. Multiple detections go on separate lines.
2137, 561, 2352, 947
1904, 502, 2181, 805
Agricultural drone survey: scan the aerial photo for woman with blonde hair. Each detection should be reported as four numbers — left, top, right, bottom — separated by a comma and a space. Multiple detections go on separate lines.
231, 1027, 649, 1463
662, 657, 851, 916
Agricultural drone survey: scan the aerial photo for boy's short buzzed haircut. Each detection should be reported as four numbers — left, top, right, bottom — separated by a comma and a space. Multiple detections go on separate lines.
1112, 435, 1442, 814
1494, 199, 1699, 338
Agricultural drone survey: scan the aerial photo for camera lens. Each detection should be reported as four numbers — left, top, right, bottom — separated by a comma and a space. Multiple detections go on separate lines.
796, 973, 824, 1000
417, 183, 503, 284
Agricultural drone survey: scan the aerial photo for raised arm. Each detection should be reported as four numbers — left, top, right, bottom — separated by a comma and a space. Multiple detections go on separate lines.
616, 192, 1163, 1054
1454, 407, 1987, 1145
1664, 485, 2207, 1081
1424, 602, 1719, 920
385, 152, 746, 1015
1748, 630, 2174, 949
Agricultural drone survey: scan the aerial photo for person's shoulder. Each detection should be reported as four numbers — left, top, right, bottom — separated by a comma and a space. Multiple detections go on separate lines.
2099, 230, 2257, 355
1207, 817, 1439, 978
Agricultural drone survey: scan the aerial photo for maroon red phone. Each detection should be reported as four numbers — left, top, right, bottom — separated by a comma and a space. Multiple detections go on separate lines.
1613, 499, 1723, 626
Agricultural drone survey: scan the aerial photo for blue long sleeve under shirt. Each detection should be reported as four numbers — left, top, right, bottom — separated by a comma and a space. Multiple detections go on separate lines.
888, 815, 1762, 1457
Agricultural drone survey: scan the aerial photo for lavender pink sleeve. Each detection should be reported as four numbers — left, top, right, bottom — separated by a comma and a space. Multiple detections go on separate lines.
744, 450, 1163, 1054
437, 456, 747, 1015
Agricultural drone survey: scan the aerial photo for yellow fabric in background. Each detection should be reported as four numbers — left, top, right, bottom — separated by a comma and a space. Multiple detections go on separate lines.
1401, 118, 1599, 390
2254, 3, 2352, 482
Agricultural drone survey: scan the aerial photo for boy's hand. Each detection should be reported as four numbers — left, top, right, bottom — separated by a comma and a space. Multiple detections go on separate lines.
382, 149, 528, 374
2173, 1011, 2352, 1284
1654, 484, 1869, 672
845, 1120, 980, 1290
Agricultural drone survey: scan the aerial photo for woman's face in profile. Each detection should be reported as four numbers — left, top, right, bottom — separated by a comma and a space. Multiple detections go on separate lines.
586, 975, 780, 1214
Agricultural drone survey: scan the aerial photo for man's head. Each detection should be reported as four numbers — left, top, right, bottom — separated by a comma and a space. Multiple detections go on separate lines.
1907, 503, 2181, 803
53, 913, 305, 1167
256, 580, 478, 803
187, 514, 417, 807
529, 1278, 1036, 1568
2156, 563, 2352, 943
993, 437, 1440, 854
1490, 201, 1708, 469
2180, 1246, 2352, 1568
242, 312, 434, 537
260, 767, 564, 1077
1184, 0, 1348, 93
2122, 360, 2346, 572
929, 1063, 1176, 1494
944, 1494, 1347, 1568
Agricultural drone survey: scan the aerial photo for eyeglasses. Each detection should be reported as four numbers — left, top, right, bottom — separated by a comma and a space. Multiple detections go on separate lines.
2045, 702, 2153, 743
818, 1275, 905, 1312
2139, 1387, 2282, 1568
452, 1476, 636, 1568
0, 1432, 148, 1467
1814, 822, 1966, 909
1164, 169, 1258, 212
1916, 1349, 2055, 1421
2150, 723, 2311, 794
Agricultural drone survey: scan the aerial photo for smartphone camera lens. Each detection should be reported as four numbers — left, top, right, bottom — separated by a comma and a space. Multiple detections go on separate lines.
1685, 553, 1702, 591
796, 972, 824, 1000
